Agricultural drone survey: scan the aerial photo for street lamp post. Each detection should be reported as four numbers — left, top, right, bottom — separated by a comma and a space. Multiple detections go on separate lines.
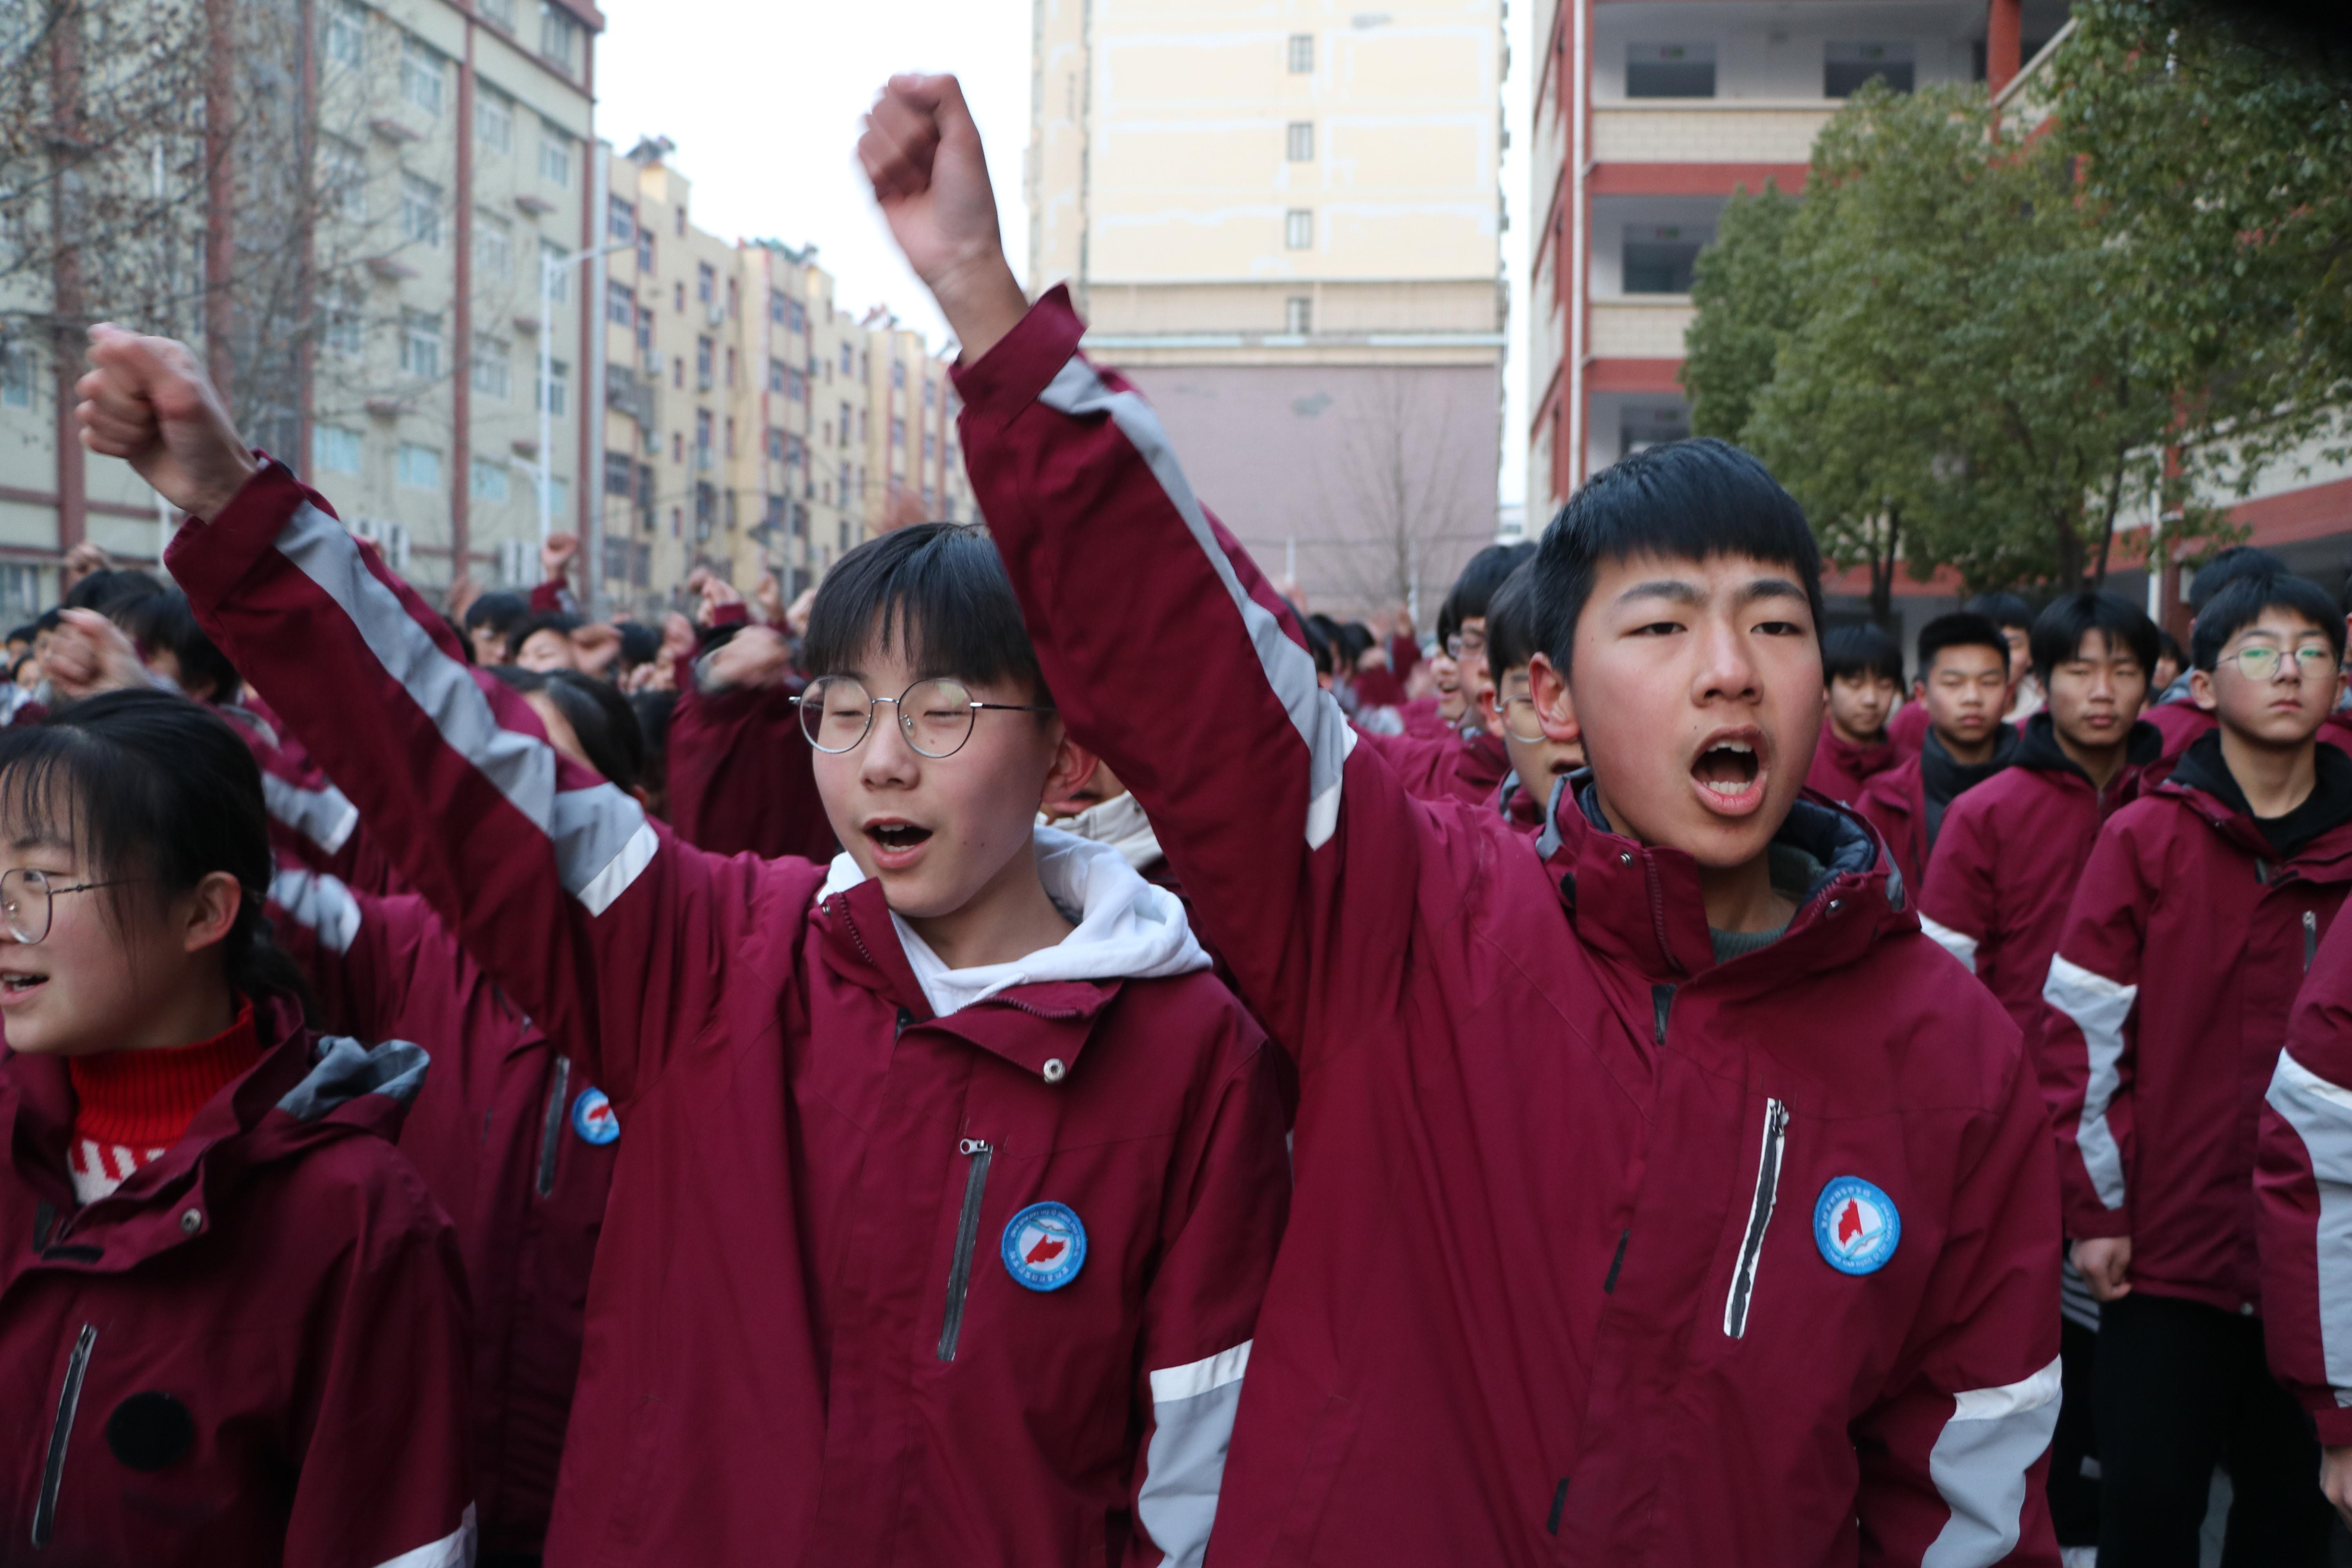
535, 240, 629, 572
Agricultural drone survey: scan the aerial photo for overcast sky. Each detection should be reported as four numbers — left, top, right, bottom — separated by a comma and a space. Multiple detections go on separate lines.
594, 0, 1532, 509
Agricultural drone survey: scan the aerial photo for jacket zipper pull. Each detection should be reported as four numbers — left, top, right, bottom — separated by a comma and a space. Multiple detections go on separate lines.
938, 1139, 993, 1362
1724, 1100, 1789, 1340
2306, 909, 2319, 972
1651, 985, 1675, 1047
536, 1056, 573, 1198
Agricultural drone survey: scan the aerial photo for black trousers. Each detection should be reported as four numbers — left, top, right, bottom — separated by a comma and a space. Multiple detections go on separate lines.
2051, 1314, 2102, 1546
2096, 1291, 2331, 1567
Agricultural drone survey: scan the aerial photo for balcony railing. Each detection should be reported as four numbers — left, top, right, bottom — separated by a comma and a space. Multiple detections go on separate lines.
1592, 100, 1838, 166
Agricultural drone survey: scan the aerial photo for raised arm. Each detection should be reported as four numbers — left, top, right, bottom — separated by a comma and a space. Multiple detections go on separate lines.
668, 625, 837, 861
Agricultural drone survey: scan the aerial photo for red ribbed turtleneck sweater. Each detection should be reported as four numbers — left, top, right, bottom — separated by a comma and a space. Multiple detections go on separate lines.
66, 997, 259, 1203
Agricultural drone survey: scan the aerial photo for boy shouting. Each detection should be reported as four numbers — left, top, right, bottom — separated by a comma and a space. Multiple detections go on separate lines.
862, 72, 2062, 1566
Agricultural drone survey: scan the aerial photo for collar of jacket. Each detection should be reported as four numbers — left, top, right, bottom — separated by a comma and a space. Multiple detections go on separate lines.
1, 991, 423, 1275
1495, 770, 1552, 833
1820, 724, 1896, 777
2013, 711, 2162, 785
813, 877, 1123, 1082
1537, 774, 1907, 987
2159, 730, 2352, 873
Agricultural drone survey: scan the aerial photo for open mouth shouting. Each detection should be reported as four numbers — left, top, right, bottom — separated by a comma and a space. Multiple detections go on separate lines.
1690, 728, 1770, 818
0, 966, 49, 1005
862, 817, 936, 871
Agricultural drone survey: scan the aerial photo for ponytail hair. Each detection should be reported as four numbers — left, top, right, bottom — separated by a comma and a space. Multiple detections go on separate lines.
0, 688, 314, 1012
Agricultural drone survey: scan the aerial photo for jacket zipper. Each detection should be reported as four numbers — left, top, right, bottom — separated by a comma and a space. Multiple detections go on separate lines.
1723, 1100, 1789, 1339
536, 1056, 573, 1198
2306, 909, 2319, 972
937, 1139, 993, 1362
32, 1323, 95, 1548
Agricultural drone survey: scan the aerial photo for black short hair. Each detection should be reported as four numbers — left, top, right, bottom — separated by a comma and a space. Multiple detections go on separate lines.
1964, 592, 2034, 632
1530, 437, 1822, 673
614, 621, 662, 668
115, 589, 241, 704
2190, 572, 2347, 671
2189, 546, 2286, 617
1437, 542, 1536, 645
1484, 563, 1543, 686
33, 609, 60, 635
464, 591, 530, 635
490, 667, 648, 791
2029, 592, 2159, 687
1290, 599, 1333, 678
2157, 628, 2187, 670
63, 568, 164, 617
506, 612, 583, 661
1917, 612, 2011, 678
6, 623, 36, 646
801, 523, 1051, 704
1822, 622, 1904, 686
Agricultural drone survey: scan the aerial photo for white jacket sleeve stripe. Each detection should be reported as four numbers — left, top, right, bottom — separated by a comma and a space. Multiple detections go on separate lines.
1920, 1358, 2062, 1568
1137, 1340, 1252, 1568
1034, 358, 1355, 851
2044, 955, 2136, 1210
2268, 1053, 2352, 1404
269, 867, 363, 955
273, 500, 655, 914
367, 1502, 475, 1568
1919, 914, 1979, 975
260, 771, 360, 855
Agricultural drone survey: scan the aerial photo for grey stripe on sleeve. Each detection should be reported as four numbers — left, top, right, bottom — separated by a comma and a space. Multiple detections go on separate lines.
1921, 1358, 2062, 1568
271, 501, 658, 915
260, 771, 360, 855
268, 866, 363, 955
2043, 956, 2136, 1210
1034, 359, 1355, 849
2267, 1053, 2352, 1406
1138, 1342, 1251, 1568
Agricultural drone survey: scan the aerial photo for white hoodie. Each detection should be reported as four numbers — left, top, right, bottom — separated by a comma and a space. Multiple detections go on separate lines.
1045, 789, 1165, 873
818, 826, 1209, 1018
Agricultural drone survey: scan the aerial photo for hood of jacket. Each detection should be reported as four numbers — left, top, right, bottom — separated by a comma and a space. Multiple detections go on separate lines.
2012, 710, 2161, 783
820, 826, 1210, 1018
1045, 788, 1165, 873
2162, 728, 2352, 869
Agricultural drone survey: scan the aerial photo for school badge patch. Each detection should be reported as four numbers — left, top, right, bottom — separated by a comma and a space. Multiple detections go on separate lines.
571, 1087, 620, 1146
1002, 1201, 1087, 1292
1813, 1176, 1900, 1275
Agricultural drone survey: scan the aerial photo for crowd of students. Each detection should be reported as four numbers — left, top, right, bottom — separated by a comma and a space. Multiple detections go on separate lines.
0, 72, 2347, 1568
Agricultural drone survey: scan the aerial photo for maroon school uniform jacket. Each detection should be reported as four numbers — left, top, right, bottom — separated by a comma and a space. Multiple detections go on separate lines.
1918, 715, 2160, 1045
1805, 720, 1900, 806
2143, 696, 2216, 769
666, 662, 838, 860
956, 288, 2064, 1566
268, 866, 614, 1559
1350, 721, 1509, 809
0, 995, 474, 1566
2040, 733, 2352, 1315
1888, 699, 1929, 755
221, 696, 403, 897
169, 461, 1293, 1568
1856, 726, 2021, 900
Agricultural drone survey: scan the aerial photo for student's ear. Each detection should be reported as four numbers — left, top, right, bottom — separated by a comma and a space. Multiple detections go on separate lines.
1475, 683, 1506, 741
2189, 667, 2218, 713
1525, 653, 1582, 748
1039, 724, 1099, 813
180, 870, 243, 956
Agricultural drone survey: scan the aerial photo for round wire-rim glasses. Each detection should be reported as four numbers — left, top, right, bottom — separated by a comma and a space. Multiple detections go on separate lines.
0, 868, 137, 945
1500, 694, 1548, 744
793, 675, 1056, 759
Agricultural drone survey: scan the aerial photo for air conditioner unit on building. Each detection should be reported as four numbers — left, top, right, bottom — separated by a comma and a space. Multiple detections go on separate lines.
498, 537, 532, 585
706, 301, 726, 328
348, 516, 411, 573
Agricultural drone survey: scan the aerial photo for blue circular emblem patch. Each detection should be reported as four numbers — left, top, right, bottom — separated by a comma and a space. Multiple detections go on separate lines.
571, 1087, 620, 1146
1815, 1176, 1900, 1275
1002, 1201, 1087, 1292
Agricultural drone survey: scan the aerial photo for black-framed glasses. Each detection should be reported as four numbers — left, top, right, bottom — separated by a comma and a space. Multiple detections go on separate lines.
2219, 644, 2338, 683
793, 676, 1056, 759
0, 869, 138, 944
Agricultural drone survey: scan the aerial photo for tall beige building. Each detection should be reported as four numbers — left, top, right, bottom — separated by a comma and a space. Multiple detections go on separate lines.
595, 138, 974, 621
1028, 0, 1507, 619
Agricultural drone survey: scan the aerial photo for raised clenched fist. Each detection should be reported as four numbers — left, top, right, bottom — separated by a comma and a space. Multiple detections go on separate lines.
76, 326, 260, 519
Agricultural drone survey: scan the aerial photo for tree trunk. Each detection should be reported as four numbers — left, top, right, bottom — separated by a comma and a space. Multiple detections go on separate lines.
1869, 506, 1900, 627
2090, 447, 2129, 588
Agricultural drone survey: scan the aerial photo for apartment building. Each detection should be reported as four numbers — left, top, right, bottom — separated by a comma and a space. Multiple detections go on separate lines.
597, 140, 975, 621
1028, 0, 1508, 619
1527, 0, 2068, 515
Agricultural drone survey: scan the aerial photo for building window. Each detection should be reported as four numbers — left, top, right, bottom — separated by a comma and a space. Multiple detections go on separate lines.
696, 337, 714, 390
891, 416, 906, 448
769, 358, 786, 394
840, 343, 853, 374
695, 408, 713, 458
766, 426, 785, 461
325, 287, 364, 358
1285, 295, 1312, 334
635, 305, 652, 354
400, 172, 442, 247
786, 367, 805, 401
396, 443, 441, 490
541, 240, 570, 302
472, 334, 510, 399
673, 281, 685, 313
312, 424, 361, 475
696, 262, 715, 304
550, 477, 569, 515
475, 211, 512, 279
400, 36, 443, 116
480, 0, 515, 29
1622, 225, 1703, 294
471, 458, 510, 502
538, 359, 568, 417
1626, 42, 1715, 98
890, 359, 906, 389
538, 2, 582, 74
1825, 41, 1916, 98
725, 346, 737, 387
1285, 209, 1313, 250
724, 417, 737, 458
604, 451, 635, 495
726, 278, 740, 319
1287, 122, 1314, 161
922, 432, 936, 462
400, 310, 442, 379
608, 198, 635, 243
607, 280, 633, 326
323, 2, 364, 68
321, 136, 367, 223
921, 381, 935, 409
636, 227, 655, 272
476, 88, 513, 154
0, 564, 38, 618
539, 120, 572, 186
724, 491, 739, 530
1288, 33, 1313, 72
